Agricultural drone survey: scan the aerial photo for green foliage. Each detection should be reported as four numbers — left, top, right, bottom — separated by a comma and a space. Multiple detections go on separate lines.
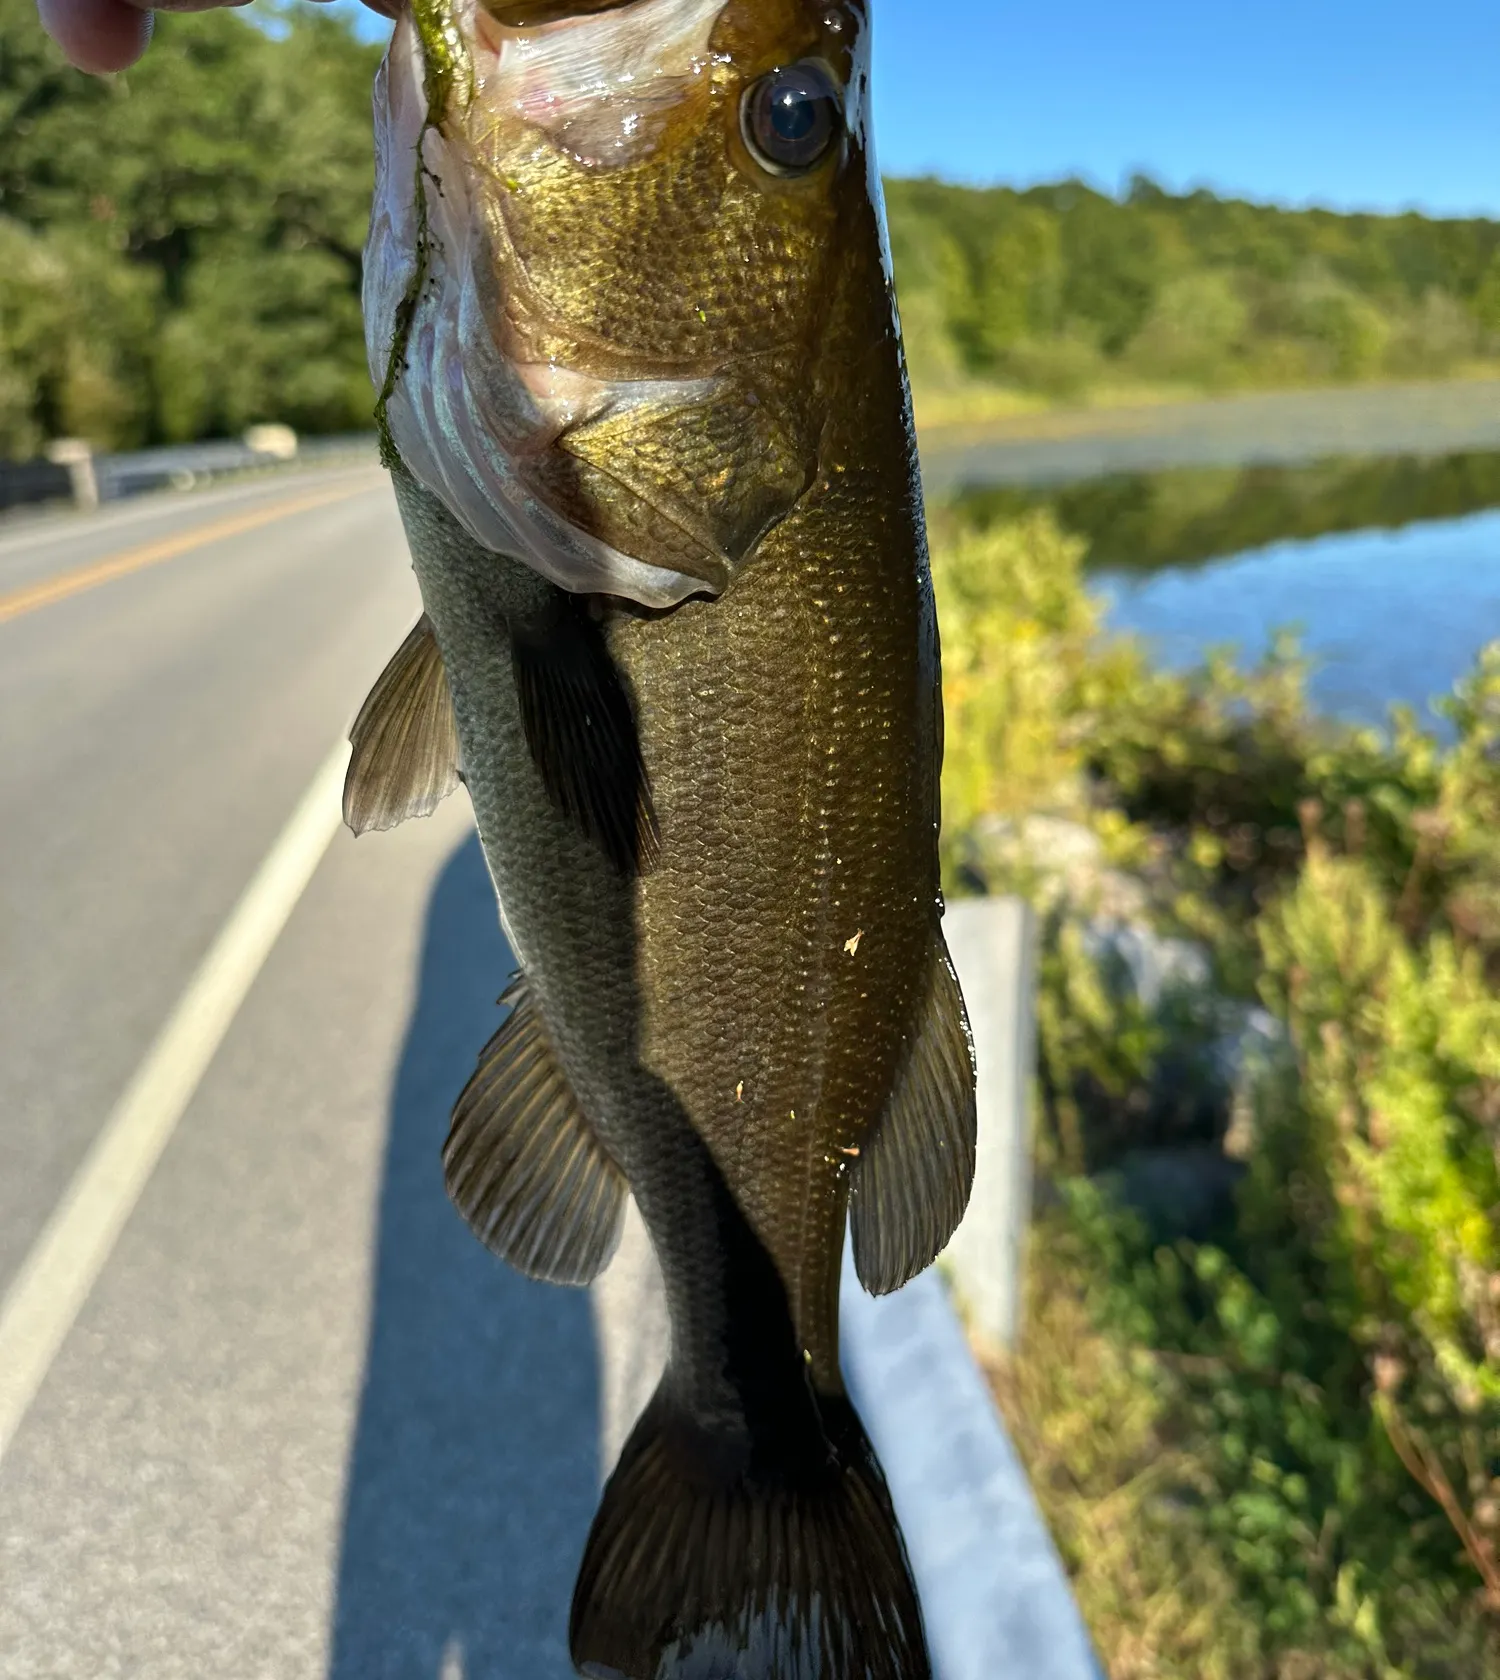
0, 0, 380, 453
1017, 1175, 1500, 1679
1032, 915, 1169, 1176
935, 504, 1500, 1674
889, 176, 1500, 414
989, 1202, 1283, 1680
929, 510, 1138, 842
1125, 270, 1252, 386
0, 218, 156, 454
1476, 257, 1500, 337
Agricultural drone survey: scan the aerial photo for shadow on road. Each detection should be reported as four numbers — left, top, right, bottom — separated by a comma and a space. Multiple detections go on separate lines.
327, 832, 599, 1680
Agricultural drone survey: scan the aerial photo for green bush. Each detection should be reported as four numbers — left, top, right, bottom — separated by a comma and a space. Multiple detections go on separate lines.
936, 506, 1500, 1676
930, 509, 1134, 847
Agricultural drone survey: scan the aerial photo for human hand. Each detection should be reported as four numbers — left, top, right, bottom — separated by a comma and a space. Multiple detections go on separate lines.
37, 0, 400, 76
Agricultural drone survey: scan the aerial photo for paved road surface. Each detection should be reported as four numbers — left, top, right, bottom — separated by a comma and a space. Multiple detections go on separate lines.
0, 468, 598, 1678
917, 377, 1500, 491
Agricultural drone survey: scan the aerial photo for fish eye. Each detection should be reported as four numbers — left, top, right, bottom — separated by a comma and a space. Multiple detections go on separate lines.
741, 61, 844, 176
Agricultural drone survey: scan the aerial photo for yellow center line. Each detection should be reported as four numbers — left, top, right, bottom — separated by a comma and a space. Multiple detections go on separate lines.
0, 481, 371, 627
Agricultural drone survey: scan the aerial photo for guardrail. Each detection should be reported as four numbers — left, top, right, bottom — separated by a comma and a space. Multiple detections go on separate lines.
0, 431, 379, 517
0, 458, 73, 515
96, 432, 378, 501
944, 897, 1039, 1354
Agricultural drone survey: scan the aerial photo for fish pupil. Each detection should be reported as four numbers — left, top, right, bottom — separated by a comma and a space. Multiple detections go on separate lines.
770, 89, 818, 144
742, 62, 843, 175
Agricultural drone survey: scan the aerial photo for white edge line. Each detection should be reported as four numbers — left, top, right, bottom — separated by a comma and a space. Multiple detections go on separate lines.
0, 740, 352, 1468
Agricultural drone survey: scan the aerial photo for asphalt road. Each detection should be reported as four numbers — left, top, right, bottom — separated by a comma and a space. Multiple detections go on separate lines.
0, 468, 598, 1678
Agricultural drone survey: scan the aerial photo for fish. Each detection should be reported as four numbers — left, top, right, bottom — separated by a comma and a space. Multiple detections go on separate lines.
350, 1, 977, 1675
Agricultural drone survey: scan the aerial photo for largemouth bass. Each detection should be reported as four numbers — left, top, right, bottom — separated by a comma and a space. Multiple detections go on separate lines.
351, 2, 977, 1674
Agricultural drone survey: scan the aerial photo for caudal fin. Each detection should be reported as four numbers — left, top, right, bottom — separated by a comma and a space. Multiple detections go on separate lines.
569, 1387, 930, 1680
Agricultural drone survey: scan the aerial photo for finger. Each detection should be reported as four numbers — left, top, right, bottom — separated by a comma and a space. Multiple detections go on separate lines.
37, 0, 151, 73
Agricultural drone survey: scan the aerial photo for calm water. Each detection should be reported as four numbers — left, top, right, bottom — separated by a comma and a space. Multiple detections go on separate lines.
953, 450, 1500, 730
1098, 509, 1500, 726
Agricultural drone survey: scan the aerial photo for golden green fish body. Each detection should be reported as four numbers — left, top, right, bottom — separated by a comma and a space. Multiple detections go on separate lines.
360, 3, 974, 1674
613, 305, 939, 1395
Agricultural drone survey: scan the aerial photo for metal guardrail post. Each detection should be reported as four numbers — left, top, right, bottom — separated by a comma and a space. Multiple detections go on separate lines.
942, 895, 1040, 1353
0, 459, 73, 515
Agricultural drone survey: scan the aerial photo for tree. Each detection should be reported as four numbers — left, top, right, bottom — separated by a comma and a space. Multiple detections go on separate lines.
0, 0, 381, 453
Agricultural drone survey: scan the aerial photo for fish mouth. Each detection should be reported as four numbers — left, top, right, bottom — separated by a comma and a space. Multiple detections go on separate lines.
364, 0, 820, 606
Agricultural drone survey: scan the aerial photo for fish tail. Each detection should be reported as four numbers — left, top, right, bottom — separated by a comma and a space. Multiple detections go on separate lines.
569, 1382, 930, 1680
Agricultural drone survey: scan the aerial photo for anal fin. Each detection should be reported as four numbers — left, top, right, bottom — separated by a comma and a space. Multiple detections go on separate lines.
512, 602, 660, 875
344, 614, 461, 836
445, 975, 627, 1286
850, 934, 978, 1295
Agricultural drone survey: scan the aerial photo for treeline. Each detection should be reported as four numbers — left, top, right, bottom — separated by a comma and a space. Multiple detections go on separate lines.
5, 0, 1500, 459
890, 175, 1500, 400
0, 0, 380, 457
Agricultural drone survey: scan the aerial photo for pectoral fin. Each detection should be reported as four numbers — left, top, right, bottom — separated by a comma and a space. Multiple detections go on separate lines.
849, 936, 978, 1295
512, 603, 660, 875
343, 615, 461, 835
445, 975, 627, 1286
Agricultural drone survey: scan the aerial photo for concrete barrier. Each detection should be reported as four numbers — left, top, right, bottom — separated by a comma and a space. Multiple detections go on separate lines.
943, 896, 1040, 1353
45, 439, 99, 510
591, 1199, 669, 1475
842, 1258, 1104, 1680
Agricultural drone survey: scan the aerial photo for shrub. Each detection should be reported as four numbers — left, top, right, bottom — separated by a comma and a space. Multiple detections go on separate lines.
935, 506, 1500, 1676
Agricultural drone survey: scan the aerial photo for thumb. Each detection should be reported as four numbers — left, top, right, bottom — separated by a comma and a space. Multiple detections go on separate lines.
37, 0, 152, 73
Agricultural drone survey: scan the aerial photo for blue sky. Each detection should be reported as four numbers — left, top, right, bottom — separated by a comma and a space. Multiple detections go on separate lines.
335, 0, 1500, 217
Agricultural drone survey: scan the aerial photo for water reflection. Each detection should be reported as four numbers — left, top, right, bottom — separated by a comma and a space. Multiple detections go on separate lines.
945, 448, 1500, 572
1100, 510, 1500, 726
